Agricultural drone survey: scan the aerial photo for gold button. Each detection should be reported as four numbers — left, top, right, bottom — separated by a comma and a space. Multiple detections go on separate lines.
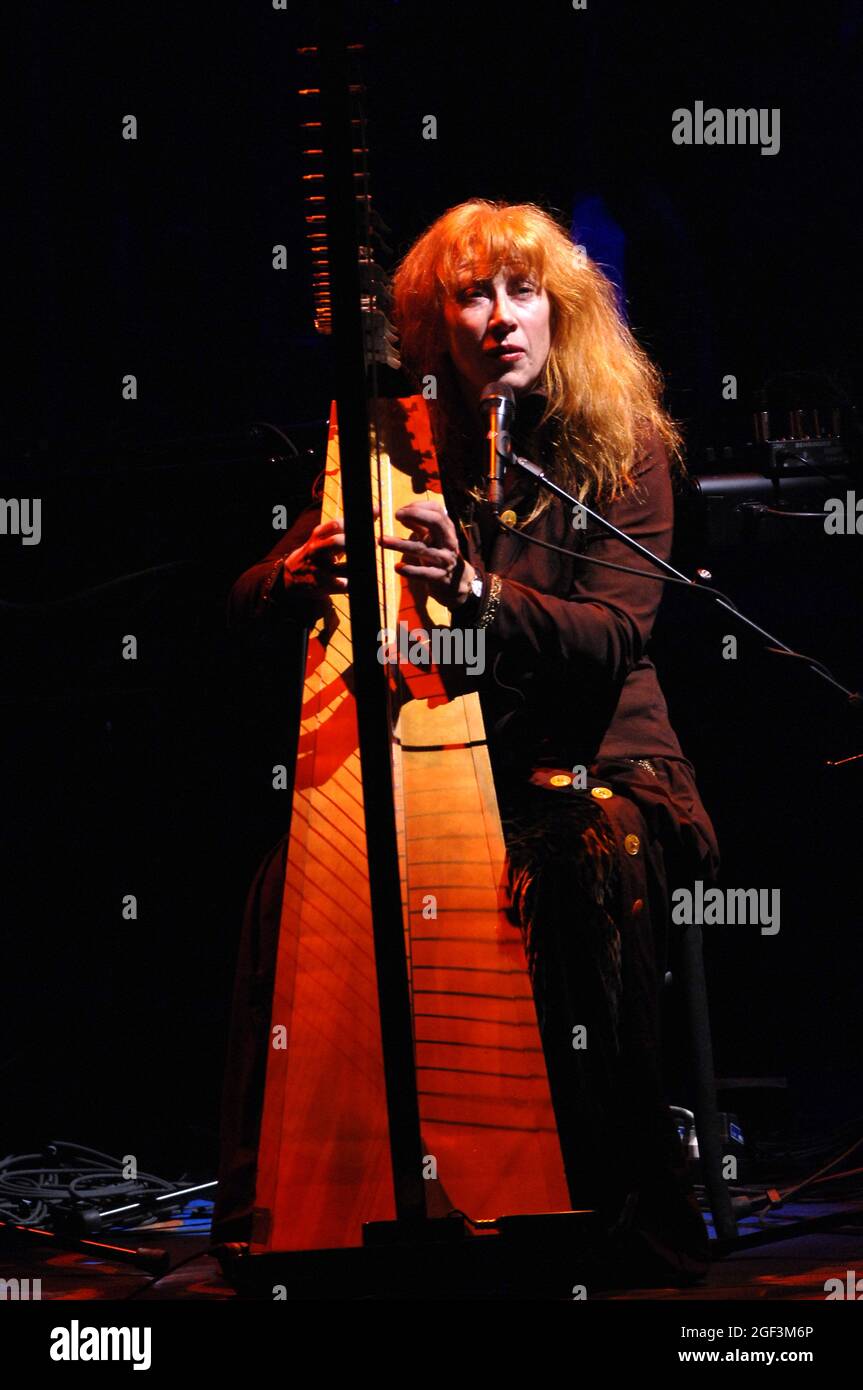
549, 773, 572, 787
500, 509, 518, 527
624, 833, 640, 855
591, 785, 613, 800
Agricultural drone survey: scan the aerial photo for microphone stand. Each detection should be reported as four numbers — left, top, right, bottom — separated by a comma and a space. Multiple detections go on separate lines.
508, 451, 862, 712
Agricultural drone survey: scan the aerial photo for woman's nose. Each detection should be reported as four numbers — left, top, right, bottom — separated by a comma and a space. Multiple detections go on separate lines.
488, 291, 517, 332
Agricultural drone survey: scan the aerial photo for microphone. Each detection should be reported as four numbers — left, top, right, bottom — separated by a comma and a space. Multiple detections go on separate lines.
479, 381, 515, 513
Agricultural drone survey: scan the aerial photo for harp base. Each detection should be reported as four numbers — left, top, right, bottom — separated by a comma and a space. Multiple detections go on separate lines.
214, 1209, 611, 1300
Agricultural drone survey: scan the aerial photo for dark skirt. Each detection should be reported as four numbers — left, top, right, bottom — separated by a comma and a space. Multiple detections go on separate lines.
497, 753, 720, 1274
213, 753, 719, 1278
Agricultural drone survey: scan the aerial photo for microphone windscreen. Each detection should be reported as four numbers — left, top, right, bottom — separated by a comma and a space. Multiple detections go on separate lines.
480, 381, 516, 405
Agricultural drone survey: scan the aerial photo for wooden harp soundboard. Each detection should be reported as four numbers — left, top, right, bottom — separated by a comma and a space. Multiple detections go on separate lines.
249, 394, 570, 1252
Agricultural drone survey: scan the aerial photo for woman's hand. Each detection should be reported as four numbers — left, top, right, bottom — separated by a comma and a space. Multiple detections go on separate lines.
282, 516, 348, 599
378, 502, 476, 610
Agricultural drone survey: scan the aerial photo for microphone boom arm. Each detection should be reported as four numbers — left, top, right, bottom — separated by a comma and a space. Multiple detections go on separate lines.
509, 451, 862, 713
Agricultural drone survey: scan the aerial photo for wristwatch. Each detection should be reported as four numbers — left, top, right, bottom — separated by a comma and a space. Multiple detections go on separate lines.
453, 569, 486, 626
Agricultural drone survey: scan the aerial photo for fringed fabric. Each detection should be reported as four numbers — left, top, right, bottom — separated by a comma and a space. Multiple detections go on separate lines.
503, 790, 623, 1053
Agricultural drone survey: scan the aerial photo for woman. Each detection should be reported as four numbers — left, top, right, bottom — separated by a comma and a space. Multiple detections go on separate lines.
214, 200, 720, 1284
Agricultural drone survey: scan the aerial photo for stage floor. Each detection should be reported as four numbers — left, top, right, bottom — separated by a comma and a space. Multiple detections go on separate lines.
2, 1202, 861, 1301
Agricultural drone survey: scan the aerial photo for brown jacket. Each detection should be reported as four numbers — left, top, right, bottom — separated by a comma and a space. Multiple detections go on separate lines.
227, 416, 719, 882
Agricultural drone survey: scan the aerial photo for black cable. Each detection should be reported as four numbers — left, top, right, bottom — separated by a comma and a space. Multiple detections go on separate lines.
764, 509, 830, 519
497, 516, 736, 598
496, 515, 742, 602
809, 1165, 863, 1190
742, 502, 831, 520
249, 421, 300, 457
756, 1118, 863, 1164
777, 1133, 863, 1206
0, 1141, 196, 1230
726, 1131, 863, 1219
763, 647, 837, 681
493, 514, 863, 702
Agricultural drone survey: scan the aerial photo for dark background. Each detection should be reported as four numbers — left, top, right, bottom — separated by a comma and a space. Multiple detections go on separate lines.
3, 0, 861, 1184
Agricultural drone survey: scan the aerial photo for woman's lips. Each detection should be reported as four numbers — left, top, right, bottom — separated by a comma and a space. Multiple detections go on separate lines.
487, 347, 525, 360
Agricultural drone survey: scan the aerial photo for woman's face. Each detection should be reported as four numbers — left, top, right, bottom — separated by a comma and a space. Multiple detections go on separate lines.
442, 266, 552, 402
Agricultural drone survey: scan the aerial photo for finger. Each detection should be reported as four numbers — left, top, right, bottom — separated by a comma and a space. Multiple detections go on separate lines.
395, 502, 453, 538
378, 529, 449, 552
395, 502, 449, 524
394, 562, 450, 581
390, 518, 431, 544
377, 534, 435, 554
312, 531, 346, 558
322, 575, 349, 593
384, 539, 452, 567
406, 517, 453, 549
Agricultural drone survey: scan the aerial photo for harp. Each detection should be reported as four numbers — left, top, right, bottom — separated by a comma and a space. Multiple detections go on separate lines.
226, 15, 576, 1280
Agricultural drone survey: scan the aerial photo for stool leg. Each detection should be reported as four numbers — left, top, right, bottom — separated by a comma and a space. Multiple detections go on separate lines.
679, 921, 738, 1240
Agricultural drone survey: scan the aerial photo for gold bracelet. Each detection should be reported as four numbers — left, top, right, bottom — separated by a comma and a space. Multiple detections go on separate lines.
478, 573, 502, 629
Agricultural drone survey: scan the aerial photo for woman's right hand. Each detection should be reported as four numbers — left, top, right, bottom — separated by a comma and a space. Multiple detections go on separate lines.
281, 516, 348, 599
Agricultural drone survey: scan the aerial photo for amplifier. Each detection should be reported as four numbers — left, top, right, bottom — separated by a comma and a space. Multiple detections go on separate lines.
750, 436, 850, 479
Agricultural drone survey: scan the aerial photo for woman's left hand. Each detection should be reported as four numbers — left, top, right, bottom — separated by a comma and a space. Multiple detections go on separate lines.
378, 502, 475, 610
